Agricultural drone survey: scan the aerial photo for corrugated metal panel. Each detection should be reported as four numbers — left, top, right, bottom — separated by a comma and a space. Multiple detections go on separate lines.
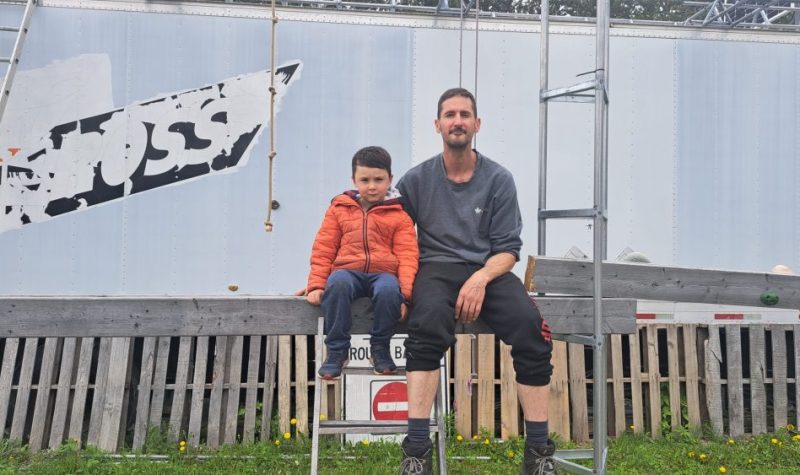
0, 4, 797, 297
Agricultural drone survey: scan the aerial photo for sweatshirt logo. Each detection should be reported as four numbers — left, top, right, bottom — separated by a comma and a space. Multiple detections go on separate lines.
474, 207, 484, 215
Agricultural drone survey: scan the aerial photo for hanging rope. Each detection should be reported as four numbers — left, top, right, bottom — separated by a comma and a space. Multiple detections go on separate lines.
264, 0, 278, 233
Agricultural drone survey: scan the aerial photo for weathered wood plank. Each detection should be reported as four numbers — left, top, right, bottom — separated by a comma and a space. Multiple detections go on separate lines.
645, 326, 661, 438
548, 340, 570, 440
629, 329, 643, 434
610, 335, 625, 436
477, 335, 494, 435
278, 336, 292, 436
10, 338, 39, 440
667, 326, 681, 430
704, 328, 724, 436
49, 337, 77, 449
87, 338, 112, 447
0, 338, 20, 439
98, 337, 131, 451
187, 336, 209, 447
749, 326, 767, 435
68, 338, 95, 443
531, 257, 800, 309
795, 328, 800, 429
224, 336, 244, 444
29, 338, 59, 452
725, 326, 744, 437
682, 325, 702, 431
169, 337, 192, 441
454, 334, 472, 438
133, 337, 156, 450
243, 336, 261, 443
0, 296, 636, 337
294, 336, 308, 436
207, 336, 229, 448
261, 335, 278, 441
567, 342, 588, 443
148, 337, 171, 430
500, 342, 519, 439
770, 326, 788, 431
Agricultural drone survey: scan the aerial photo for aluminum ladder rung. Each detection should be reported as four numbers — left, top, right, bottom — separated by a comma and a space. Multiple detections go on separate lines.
539, 208, 603, 219
318, 419, 440, 435
553, 333, 597, 347
0, 58, 10, 63
338, 366, 407, 376
540, 79, 598, 101
0, 27, 20, 33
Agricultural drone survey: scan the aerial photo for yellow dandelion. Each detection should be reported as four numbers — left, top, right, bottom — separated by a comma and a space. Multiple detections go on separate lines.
320, 414, 327, 421
507, 450, 515, 458
483, 438, 490, 445
792, 435, 800, 442
283, 432, 291, 440
748, 459, 753, 464
179, 440, 186, 447
687, 451, 695, 458
456, 435, 464, 442
290, 418, 298, 425
727, 438, 735, 445
771, 437, 779, 445
699, 453, 707, 461
274, 439, 281, 446
629, 425, 635, 431
179, 446, 186, 453
719, 466, 727, 473
787, 424, 795, 430
473, 435, 479, 441
361, 439, 370, 446
779, 441, 783, 447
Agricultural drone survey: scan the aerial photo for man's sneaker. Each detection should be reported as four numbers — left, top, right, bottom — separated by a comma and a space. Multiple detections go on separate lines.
318, 350, 349, 380
399, 437, 433, 475
369, 345, 398, 375
520, 438, 557, 475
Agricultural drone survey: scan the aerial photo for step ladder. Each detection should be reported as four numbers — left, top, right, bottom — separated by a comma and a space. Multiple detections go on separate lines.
0, 0, 36, 127
537, 1, 611, 474
310, 317, 448, 474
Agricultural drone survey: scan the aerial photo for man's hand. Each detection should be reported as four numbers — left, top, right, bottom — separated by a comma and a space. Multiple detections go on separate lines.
399, 302, 409, 322
306, 289, 323, 306
455, 272, 489, 322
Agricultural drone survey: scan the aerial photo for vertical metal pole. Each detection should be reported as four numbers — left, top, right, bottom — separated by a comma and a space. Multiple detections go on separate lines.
537, 0, 550, 256
593, 1, 610, 473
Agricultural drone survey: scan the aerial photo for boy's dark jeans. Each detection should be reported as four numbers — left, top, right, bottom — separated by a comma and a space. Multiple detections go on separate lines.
321, 270, 403, 352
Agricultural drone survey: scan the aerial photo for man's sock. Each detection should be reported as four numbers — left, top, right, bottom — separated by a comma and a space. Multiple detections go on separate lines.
406, 418, 431, 450
525, 420, 549, 448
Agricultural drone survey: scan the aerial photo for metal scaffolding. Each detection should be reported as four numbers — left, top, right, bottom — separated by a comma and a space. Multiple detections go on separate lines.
684, 1, 800, 29
538, 0, 610, 473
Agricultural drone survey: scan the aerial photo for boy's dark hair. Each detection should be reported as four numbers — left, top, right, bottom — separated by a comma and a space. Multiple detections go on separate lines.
437, 88, 477, 118
352, 146, 392, 177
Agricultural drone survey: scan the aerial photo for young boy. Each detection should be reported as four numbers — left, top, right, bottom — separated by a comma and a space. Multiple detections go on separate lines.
305, 146, 418, 379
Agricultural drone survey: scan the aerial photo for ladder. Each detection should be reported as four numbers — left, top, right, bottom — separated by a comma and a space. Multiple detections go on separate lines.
0, 0, 36, 127
537, 1, 610, 474
310, 316, 448, 474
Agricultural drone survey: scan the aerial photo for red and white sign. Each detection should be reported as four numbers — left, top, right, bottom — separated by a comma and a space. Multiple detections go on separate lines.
371, 381, 408, 420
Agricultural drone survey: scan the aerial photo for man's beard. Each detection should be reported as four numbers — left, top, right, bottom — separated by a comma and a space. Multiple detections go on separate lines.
444, 129, 472, 149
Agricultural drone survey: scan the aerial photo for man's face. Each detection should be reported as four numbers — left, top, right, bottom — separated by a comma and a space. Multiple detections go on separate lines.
352, 165, 392, 205
435, 96, 481, 150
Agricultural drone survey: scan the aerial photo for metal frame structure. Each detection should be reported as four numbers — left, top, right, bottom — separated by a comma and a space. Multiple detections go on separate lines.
684, 1, 800, 28
0, 0, 36, 125
538, 0, 610, 473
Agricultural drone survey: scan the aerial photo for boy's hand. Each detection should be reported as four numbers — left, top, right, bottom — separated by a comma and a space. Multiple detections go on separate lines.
399, 302, 408, 322
306, 289, 323, 306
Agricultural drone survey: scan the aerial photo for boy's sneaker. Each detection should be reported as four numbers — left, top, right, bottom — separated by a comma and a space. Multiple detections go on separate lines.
318, 350, 349, 380
369, 345, 397, 375
399, 437, 433, 475
520, 439, 557, 475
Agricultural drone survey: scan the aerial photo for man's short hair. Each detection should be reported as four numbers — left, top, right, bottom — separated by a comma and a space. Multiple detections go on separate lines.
352, 146, 392, 177
437, 88, 477, 118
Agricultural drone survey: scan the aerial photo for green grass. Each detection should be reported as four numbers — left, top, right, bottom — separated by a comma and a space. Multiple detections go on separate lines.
1, 426, 798, 474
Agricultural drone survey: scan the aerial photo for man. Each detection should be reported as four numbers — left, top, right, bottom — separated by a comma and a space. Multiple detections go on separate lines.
396, 88, 556, 475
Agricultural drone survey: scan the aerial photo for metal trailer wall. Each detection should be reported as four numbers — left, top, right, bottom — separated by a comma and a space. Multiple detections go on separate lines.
0, 1, 798, 296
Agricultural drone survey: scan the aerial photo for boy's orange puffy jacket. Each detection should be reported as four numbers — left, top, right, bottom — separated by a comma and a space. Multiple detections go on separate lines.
306, 190, 419, 301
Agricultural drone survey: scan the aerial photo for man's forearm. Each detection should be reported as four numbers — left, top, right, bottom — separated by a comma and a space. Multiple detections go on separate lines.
474, 252, 516, 284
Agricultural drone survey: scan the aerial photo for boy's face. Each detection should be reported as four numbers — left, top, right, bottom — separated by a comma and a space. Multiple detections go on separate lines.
352, 165, 392, 205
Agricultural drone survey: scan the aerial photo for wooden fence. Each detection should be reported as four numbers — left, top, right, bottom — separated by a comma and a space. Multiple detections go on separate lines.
0, 322, 797, 452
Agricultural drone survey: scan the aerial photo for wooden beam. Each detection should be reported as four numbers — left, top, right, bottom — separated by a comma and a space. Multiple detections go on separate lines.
531, 257, 800, 309
0, 296, 636, 337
